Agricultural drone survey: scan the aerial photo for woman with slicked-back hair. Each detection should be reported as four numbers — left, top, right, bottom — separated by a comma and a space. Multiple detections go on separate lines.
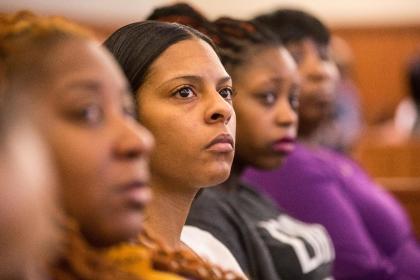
104, 20, 246, 279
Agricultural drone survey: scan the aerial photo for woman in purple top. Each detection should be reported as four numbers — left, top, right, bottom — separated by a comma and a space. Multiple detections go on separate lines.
245, 9, 420, 280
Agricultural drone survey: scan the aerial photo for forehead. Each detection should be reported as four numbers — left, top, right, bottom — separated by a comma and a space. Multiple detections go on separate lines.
41, 39, 127, 92
146, 38, 228, 82
236, 47, 298, 81
287, 39, 328, 58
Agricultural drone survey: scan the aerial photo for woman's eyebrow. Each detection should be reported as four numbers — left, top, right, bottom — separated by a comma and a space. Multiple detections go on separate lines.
64, 80, 102, 94
158, 74, 232, 89
217, 76, 232, 87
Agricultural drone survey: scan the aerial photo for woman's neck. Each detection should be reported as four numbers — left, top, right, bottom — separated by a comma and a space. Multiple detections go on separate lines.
144, 178, 198, 249
222, 159, 245, 190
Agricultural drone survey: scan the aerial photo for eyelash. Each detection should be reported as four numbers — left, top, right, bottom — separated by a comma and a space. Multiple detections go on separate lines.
70, 104, 104, 126
219, 87, 234, 101
172, 86, 196, 99
172, 86, 235, 102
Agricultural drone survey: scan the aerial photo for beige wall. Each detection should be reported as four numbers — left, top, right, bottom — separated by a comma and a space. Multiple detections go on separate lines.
1, 0, 420, 27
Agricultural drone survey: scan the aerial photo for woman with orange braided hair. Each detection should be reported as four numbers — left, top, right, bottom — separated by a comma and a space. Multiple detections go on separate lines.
0, 11, 190, 280
0, 16, 59, 279
148, 4, 335, 280
104, 20, 246, 279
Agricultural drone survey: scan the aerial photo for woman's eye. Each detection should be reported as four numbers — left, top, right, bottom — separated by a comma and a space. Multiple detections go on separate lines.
70, 104, 103, 126
219, 87, 234, 101
174, 87, 195, 98
257, 92, 277, 106
289, 95, 299, 111
289, 90, 300, 111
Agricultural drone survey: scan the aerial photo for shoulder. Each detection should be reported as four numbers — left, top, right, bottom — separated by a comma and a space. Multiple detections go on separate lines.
189, 187, 229, 217
181, 226, 247, 278
187, 188, 240, 240
276, 144, 339, 184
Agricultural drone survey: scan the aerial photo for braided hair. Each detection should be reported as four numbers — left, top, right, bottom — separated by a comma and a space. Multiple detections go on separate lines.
210, 17, 279, 76
0, 11, 93, 102
146, 3, 280, 81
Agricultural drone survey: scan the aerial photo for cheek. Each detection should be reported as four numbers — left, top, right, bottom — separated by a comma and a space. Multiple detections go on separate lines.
235, 103, 267, 139
44, 127, 105, 204
300, 80, 318, 97
141, 105, 200, 153
236, 114, 267, 151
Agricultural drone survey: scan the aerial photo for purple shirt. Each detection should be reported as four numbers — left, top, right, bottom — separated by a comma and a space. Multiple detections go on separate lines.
244, 143, 420, 280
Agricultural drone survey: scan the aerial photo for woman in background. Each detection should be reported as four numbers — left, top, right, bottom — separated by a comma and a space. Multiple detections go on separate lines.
246, 9, 420, 280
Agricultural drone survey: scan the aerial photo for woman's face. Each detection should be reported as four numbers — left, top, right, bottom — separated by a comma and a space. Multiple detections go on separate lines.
137, 38, 235, 189
286, 39, 338, 132
232, 46, 300, 169
32, 39, 154, 247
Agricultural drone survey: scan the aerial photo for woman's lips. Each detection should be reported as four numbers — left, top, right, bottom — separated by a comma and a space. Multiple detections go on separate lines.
271, 137, 296, 154
205, 133, 234, 153
118, 180, 151, 208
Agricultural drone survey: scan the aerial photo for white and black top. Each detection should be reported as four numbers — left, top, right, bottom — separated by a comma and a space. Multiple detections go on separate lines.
186, 181, 334, 280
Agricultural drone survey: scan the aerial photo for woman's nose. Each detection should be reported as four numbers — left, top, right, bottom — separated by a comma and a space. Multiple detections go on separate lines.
113, 117, 154, 160
205, 91, 234, 125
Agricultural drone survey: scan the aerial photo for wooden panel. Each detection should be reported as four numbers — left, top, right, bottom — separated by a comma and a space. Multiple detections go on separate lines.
353, 139, 420, 177
333, 26, 420, 124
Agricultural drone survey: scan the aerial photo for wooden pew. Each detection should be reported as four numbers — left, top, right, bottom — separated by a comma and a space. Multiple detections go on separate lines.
353, 139, 420, 177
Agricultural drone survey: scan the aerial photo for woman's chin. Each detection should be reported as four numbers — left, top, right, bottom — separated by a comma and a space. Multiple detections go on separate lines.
201, 163, 232, 187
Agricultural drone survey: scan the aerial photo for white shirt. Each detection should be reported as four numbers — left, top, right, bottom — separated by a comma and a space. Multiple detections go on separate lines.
181, 225, 247, 279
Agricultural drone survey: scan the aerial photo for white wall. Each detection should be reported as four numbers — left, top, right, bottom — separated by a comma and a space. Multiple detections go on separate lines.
1, 0, 420, 27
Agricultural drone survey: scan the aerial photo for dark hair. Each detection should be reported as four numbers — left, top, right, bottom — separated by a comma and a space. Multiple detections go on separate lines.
211, 17, 279, 74
103, 21, 216, 97
146, 3, 279, 76
253, 9, 330, 46
408, 55, 420, 105
146, 2, 213, 34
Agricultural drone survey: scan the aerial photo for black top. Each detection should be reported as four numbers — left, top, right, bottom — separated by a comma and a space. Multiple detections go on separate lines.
186, 181, 334, 280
